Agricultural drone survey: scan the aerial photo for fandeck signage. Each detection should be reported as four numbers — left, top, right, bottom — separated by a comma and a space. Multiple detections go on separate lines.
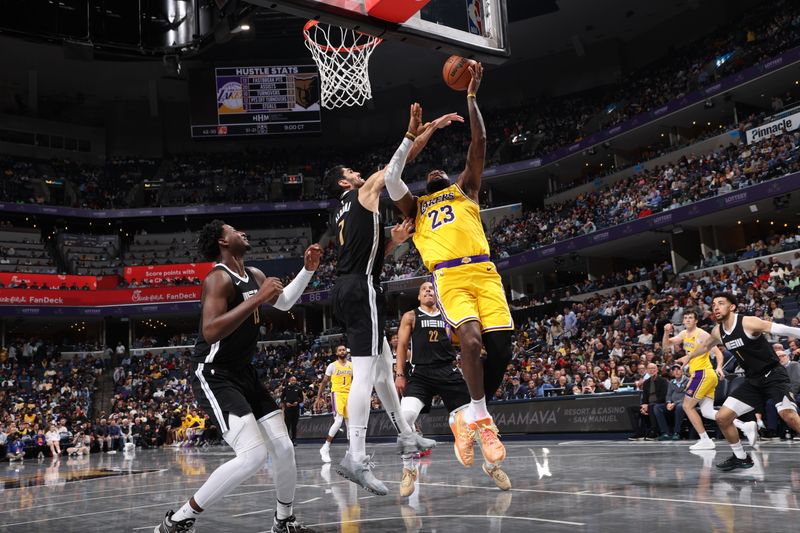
0, 286, 201, 307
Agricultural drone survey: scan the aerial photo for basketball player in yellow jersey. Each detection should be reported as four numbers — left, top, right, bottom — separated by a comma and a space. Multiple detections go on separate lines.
314, 343, 353, 463
385, 62, 512, 469
663, 308, 757, 450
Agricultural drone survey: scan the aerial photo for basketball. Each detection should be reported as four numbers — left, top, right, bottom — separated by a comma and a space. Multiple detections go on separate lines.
442, 55, 477, 91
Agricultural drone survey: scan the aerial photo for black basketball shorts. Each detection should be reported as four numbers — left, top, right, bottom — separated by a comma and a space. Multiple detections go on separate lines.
726, 365, 797, 414
191, 362, 279, 434
405, 364, 472, 413
332, 275, 386, 357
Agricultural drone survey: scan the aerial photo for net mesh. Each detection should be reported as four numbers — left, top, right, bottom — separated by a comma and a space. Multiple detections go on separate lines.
303, 21, 382, 109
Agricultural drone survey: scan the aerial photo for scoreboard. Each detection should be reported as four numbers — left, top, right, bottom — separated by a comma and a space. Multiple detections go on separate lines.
190, 64, 322, 138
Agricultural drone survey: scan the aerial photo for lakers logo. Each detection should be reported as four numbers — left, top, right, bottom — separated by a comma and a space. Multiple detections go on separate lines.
217, 81, 243, 113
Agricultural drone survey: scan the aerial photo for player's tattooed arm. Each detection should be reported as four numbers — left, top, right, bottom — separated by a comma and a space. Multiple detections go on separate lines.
456, 62, 485, 201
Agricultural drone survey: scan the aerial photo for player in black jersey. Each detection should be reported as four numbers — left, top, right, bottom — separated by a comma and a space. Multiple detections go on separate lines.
395, 281, 511, 496
324, 105, 459, 495
156, 220, 321, 533
692, 292, 800, 471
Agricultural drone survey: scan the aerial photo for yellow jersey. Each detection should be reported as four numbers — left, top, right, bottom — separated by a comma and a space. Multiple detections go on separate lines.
413, 183, 490, 272
684, 331, 714, 373
327, 360, 353, 394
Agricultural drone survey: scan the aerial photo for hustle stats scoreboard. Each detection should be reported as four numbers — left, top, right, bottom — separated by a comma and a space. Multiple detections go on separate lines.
189, 65, 322, 138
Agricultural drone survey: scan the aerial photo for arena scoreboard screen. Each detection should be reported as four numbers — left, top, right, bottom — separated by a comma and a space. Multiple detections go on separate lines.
189, 64, 322, 138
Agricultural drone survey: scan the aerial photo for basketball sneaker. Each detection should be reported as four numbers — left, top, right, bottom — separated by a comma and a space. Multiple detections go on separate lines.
154, 510, 195, 533
449, 409, 475, 467
319, 444, 331, 463
270, 512, 316, 533
396, 432, 436, 455
474, 417, 506, 464
399, 466, 418, 497
742, 421, 759, 448
482, 462, 511, 491
716, 453, 754, 471
335, 451, 388, 496
689, 438, 715, 450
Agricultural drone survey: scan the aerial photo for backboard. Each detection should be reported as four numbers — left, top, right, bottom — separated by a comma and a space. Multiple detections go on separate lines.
246, 0, 510, 62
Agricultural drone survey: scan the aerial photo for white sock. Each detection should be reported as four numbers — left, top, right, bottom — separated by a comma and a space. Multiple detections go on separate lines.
757, 419, 766, 430
349, 426, 367, 462
733, 419, 745, 430
321, 441, 330, 451
730, 441, 746, 459
469, 397, 490, 422
276, 499, 293, 520
402, 454, 414, 470
699, 432, 709, 441
171, 501, 201, 523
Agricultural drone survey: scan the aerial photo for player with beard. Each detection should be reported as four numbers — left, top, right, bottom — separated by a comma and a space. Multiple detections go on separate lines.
384, 63, 514, 471
314, 343, 352, 463
395, 282, 511, 496
156, 220, 321, 533
324, 104, 462, 495
690, 292, 800, 471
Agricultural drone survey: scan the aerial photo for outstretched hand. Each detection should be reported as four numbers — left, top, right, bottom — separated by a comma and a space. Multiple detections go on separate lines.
390, 218, 415, 244
408, 102, 423, 136
467, 61, 483, 95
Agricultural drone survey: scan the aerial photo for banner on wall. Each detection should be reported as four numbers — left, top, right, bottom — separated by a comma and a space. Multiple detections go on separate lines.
0, 286, 201, 307
122, 263, 214, 284
0, 273, 97, 290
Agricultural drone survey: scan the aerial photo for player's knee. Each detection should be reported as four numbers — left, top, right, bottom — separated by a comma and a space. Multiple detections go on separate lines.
460, 333, 483, 358
715, 408, 735, 425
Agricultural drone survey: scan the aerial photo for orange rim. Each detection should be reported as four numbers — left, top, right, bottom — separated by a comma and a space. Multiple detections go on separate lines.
303, 19, 382, 53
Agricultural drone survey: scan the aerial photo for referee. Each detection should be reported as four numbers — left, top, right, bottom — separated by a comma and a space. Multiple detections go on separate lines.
281, 376, 304, 445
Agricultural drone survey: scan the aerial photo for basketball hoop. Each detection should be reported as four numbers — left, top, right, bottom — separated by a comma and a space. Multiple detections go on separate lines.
303, 20, 383, 109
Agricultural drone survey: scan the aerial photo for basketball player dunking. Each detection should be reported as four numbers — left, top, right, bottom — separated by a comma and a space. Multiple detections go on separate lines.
662, 308, 758, 451
314, 343, 352, 463
691, 292, 800, 470
324, 104, 461, 494
156, 220, 320, 533
386, 63, 514, 471
395, 281, 511, 497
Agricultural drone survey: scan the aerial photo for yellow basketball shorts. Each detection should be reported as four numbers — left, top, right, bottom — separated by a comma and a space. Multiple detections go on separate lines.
685, 369, 718, 400
331, 391, 348, 418
431, 261, 514, 333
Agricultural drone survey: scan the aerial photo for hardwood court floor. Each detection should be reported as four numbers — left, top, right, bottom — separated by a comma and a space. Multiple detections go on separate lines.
1, 438, 797, 532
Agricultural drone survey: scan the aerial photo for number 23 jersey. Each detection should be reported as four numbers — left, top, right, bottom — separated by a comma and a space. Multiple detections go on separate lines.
413, 183, 490, 271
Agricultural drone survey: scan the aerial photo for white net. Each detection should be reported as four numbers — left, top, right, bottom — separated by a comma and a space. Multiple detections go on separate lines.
303, 20, 383, 109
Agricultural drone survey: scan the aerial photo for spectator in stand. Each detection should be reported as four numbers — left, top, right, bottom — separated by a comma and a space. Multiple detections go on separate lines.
46, 424, 62, 457
632, 363, 669, 440
658, 365, 689, 441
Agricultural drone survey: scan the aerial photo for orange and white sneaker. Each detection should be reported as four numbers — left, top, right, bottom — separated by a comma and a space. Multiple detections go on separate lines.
473, 417, 506, 464
449, 409, 475, 467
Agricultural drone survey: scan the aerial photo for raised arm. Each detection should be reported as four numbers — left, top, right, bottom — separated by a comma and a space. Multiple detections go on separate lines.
742, 315, 800, 339
251, 244, 321, 311
200, 269, 283, 344
662, 323, 684, 347
455, 62, 485, 201
388, 104, 463, 219
394, 310, 415, 396
688, 325, 723, 360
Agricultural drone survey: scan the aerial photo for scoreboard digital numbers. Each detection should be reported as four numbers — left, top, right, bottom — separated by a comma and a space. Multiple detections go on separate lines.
190, 65, 322, 138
